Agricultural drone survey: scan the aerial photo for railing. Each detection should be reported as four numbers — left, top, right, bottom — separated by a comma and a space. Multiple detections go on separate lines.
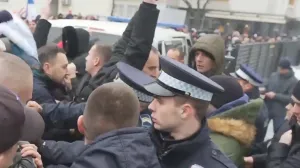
224, 40, 300, 81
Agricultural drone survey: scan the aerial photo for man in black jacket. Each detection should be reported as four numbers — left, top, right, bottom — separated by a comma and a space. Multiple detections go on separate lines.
32, 45, 69, 104
71, 4, 160, 103
266, 81, 300, 168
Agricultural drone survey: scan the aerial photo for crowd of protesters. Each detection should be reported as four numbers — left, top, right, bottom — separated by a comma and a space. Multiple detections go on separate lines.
0, 0, 300, 168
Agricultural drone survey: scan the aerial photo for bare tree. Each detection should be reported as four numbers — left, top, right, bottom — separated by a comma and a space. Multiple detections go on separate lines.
111, 0, 116, 16
182, 0, 194, 28
183, 0, 209, 29
200, 0, 211, 29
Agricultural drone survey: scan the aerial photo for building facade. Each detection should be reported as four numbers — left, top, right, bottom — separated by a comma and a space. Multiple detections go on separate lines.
0, 0, 113, 17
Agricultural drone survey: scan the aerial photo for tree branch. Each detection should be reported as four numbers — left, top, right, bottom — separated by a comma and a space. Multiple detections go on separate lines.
182, 0, 193, 9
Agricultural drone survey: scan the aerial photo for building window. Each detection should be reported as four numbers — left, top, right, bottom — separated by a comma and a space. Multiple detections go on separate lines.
113, 4, 125, 16
126, 5, 138, 18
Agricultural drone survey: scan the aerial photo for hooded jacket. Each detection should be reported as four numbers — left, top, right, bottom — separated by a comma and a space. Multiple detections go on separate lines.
188, 35, 225, 77
62, 27, 90, 80
208, 98, 263, 167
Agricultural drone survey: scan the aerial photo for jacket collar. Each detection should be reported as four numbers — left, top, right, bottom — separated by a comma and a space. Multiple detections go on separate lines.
208, 94, 249, 117
33, 69, 63, 90
151, 118, 210, 157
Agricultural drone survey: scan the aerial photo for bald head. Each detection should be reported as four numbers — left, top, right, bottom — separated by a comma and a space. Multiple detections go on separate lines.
0, 52, 33, 103
167, 48, 184, 63
83, 82, 139, 141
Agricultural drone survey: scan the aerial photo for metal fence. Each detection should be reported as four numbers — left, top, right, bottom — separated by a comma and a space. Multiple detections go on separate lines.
224, 40, 300, 81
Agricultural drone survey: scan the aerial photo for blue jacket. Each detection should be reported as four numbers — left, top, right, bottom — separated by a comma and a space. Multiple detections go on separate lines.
43, 128, 161, 168
208, 94, 249, 118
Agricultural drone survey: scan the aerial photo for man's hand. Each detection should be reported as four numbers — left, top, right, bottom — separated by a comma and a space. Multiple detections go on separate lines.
21, 144, 43, 168
63, 74, 73, 90
67, 63, 77, 79
279, 130, 292, 146
244, 157, 254, 168
26, 101, 43, 113
143, 0, 158, 5
265, 92, 276, 99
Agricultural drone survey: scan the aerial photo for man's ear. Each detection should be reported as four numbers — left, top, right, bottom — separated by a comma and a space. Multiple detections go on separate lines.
180, 104, 193, 119
77, 115, 85, 135
43, 63, 51, 73
94, 57, 101, 66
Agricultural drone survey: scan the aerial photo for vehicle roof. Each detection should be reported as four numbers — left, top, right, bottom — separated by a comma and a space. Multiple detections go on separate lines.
48, 19, 190, 43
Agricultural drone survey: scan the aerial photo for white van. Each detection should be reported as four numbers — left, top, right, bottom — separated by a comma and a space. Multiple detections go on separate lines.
47, 19, 192, 64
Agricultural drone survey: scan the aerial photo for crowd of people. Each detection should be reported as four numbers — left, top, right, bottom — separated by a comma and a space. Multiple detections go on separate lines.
0, 0, 300, 168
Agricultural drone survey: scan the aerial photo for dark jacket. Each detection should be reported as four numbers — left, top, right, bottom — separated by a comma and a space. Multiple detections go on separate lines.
150, 119, 237, 168
71, 128, 161, 168
266, 118, 300, 168
247, 87, 270, 145
251, 119, 292, 168
73, 2, 158, 103
41, 101, 151, 132
188, 35, 225, 77
265, 71, 297, 118
254, 103, 269, 144
32, 70, 65, 104
41, 128, 161, 168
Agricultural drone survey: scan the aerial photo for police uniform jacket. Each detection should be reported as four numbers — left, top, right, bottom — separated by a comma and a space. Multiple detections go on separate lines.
150, 119, 237, 168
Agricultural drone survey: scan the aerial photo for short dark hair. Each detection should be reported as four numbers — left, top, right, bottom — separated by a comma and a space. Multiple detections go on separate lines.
38, 44, 65, 65
151, 46, 161, 55
94, 43, 112, 63
83, 82, 140, 141
174, 96, 209, 120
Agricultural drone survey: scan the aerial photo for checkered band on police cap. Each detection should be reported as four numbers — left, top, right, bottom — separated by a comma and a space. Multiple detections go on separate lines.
158, 71, 213, 101
114, 77, 153, 103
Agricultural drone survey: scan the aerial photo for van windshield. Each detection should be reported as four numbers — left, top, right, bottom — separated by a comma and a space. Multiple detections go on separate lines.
47, 27, 121, 46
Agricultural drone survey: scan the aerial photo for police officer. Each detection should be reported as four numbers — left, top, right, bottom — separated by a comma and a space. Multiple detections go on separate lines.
230, 64, 263, 99
230, 64, 269, 144
131, 56, 237, 168
116, 62, 154, 128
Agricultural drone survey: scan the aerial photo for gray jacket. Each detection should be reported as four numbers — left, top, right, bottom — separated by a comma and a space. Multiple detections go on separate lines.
265, 70, 298, 117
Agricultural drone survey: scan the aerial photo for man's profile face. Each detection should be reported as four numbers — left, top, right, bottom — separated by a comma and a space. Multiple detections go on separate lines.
143, 51, 160, 79
237, 79, 253, 93
85, 45, 100, 75
148, 97, 181, 131
45, 53, 68, 84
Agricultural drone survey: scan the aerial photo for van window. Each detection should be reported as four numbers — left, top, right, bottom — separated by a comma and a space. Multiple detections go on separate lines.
158, 42, 162, 54
164, 40, 185, 56
47, 27, 121, 46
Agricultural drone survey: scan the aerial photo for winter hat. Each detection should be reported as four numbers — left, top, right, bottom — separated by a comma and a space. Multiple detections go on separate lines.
292, 81, 300, 102
0, 10, 39, 63
279, 58, 291, 69
210, 75, 243, 108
